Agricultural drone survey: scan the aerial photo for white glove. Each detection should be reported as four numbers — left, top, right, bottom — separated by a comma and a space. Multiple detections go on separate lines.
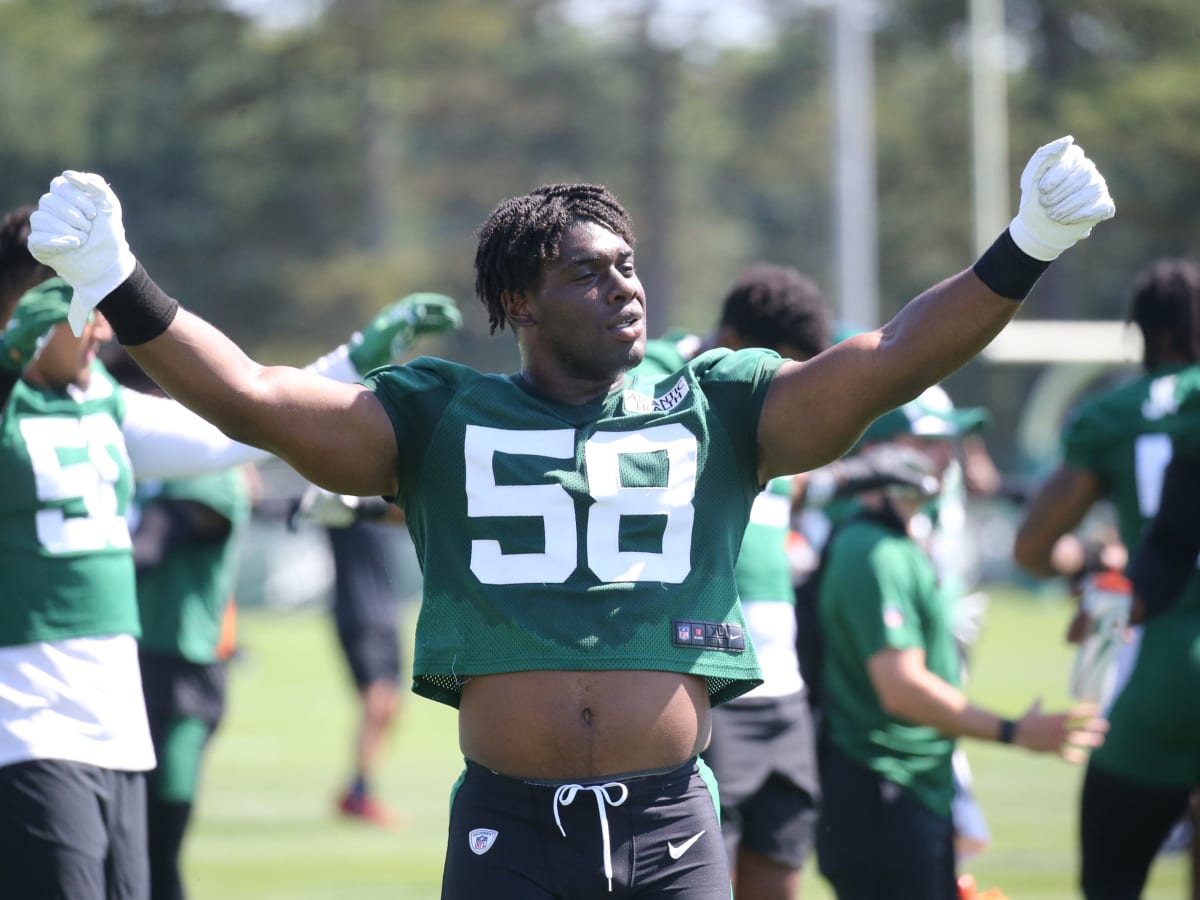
27, 171, 138, 336
290, 487, 359, 529
1008, 136, 1115, 262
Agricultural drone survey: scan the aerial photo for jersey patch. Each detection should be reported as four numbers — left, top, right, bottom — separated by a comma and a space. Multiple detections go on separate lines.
673, 620, 746, 652
469, 827, 499, 855
624, 376, 690, 414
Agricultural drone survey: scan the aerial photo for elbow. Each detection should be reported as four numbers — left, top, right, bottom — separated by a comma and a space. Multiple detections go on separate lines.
873, 681, 913, 719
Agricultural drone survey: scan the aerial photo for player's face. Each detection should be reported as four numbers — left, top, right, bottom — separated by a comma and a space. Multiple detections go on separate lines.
26, 312, 114, 390
521, 220, 646, 391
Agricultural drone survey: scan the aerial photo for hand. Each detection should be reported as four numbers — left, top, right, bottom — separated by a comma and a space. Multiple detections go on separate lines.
27, 171, 137, 336
1012, 698, 1108, 764
288, 485, 359, 530
1008, 136, 1115, 262
287, 485, 392, 530
346, 292, 462, 374
0, 278, 73, 374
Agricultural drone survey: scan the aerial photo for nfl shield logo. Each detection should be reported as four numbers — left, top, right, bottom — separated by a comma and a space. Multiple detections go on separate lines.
677, 623, 690, 642
469, 828, 498, 855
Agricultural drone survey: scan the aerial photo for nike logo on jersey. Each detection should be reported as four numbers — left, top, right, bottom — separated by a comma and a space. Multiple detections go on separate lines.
667, 830, 706, 859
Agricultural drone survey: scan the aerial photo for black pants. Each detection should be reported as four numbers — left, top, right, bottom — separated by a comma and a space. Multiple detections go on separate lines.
0, 758, 149, 900
816, 741, 956, 900
1080, 761, 1191, 900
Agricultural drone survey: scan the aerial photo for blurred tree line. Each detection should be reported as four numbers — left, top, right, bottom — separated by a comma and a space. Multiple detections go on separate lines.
2, 0, 1198, 468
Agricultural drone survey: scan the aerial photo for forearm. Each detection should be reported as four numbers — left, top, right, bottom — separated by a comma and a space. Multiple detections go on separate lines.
759, 270, 1023, 478
875, 663, 1005, 743
111, 285, 396, 495
873, 268, 1021, 408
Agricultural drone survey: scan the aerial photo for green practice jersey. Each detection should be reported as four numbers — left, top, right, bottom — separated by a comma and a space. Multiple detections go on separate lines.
1063, 365, 1200, 551
0, 362, 138, 647
135, 468, 251, 662
636, 335, 794, 606
364, 349, 785, 709
818, 513, 959, 815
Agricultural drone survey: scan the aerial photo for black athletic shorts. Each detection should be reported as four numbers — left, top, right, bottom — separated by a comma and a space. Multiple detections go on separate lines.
701, 690, 819, 869
440, 758, 732, 899
138, 649, 227, 726
816, 739, 957, 900
328, 521, 403, 688
0, 758, 148, 900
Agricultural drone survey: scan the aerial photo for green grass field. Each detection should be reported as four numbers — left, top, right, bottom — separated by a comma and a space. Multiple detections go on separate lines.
187, 589, 1188, 899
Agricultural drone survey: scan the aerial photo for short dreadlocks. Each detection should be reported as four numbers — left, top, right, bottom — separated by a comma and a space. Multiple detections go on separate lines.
1126, 257, 1200, 371
474, 184, 635, 334
718, 262, 832, 361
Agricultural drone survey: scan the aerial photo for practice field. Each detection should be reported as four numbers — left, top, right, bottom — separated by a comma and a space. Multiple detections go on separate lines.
187, 589, 1187, 899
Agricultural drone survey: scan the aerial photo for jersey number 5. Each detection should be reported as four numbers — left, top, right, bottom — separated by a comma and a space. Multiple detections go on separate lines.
20, 413, 131, 554
465, 424, 697, 585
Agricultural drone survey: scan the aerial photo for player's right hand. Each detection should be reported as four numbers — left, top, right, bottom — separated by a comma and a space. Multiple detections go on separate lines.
0, 278, 73, 374
1008, 136, 1115, 262
1012, 698, 1108, 765
27, 171, 137, 337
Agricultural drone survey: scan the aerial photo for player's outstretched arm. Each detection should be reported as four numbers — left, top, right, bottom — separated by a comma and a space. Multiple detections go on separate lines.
869, 649, 1107, 764
28, 171, 399, 498
757, 136, 1115, 481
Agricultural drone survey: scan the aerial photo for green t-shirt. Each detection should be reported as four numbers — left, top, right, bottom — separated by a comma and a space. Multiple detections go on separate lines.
818, 512, 959, 815
0, 362, 138, 647
364, 350, 784, 709
135, 468, 251, 662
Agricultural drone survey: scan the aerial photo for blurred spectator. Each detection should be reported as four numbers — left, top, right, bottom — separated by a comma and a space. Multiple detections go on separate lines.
814, 390, 1105, 899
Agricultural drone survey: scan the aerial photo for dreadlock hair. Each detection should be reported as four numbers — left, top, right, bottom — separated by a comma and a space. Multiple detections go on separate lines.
1126, 257, 1200, 371
474, 183, 635, 334
0, 205, 55, 327
718, 262, 832, 361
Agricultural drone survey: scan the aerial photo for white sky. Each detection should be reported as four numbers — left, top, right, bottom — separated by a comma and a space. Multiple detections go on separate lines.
222, 0, 795, 48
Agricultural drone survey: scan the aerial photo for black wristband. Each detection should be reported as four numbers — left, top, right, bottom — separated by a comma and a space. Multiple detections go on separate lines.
97, 263, 179, 346
972, 229, 1053, 301
997, 718, 1018, 744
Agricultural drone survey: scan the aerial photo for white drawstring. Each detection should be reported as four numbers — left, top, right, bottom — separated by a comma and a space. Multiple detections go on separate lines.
553, 782, 630, 892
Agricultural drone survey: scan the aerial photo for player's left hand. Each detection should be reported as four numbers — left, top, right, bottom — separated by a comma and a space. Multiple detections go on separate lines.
0, 278, 73, 374
347, 292, 462, 374
27, 171, 138, 336
1008, 136, 1116, 262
